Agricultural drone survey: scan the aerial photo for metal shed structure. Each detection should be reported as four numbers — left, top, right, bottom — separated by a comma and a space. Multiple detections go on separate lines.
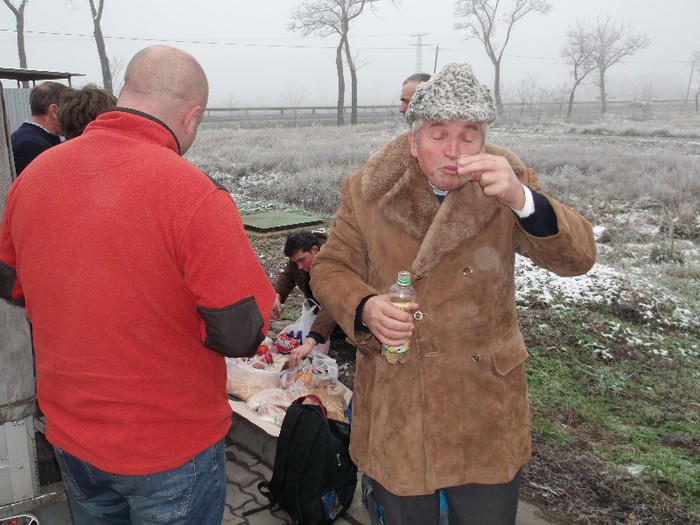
0, 68, 83, 88
0, 82, 67, 519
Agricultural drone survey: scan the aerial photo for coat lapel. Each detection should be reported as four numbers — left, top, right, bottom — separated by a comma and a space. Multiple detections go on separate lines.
412, 181, 500, 276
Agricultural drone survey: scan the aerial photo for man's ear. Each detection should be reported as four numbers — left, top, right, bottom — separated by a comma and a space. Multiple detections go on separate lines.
183, 105, 203, 136
48, 103, 59, 119
311, 245, 320, 255
408, 129, 418, 159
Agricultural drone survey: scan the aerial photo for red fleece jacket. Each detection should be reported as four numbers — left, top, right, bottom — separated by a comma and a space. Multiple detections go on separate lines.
0, 109, 274, 475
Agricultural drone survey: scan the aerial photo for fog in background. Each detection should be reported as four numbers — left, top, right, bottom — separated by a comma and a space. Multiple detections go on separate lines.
1, 0, 698, 107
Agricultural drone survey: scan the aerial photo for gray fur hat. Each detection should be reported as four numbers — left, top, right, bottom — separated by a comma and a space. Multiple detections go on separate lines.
405, 62, 496, 125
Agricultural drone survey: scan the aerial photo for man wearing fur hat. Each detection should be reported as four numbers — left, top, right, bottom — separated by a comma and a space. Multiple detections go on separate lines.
311, 62, 596, 525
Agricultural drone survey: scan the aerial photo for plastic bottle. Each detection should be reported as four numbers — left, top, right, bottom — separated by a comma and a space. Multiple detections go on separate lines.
381, 270, 417, 365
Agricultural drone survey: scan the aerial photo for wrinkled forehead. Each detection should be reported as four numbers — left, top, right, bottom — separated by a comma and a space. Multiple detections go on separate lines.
426, 120, 481, 130
417, 120, 484, 137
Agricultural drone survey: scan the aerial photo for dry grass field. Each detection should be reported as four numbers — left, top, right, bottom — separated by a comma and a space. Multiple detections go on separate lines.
189, 113, 700, 525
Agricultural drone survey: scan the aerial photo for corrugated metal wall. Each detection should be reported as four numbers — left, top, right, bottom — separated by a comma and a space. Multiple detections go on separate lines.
0, 85, 35, 426
2, 88, 31, 136
0, 84, 39, 508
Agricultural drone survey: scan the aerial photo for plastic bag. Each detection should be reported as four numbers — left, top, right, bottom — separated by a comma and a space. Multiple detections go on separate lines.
247, 388, 295, 424
226, 358, 280, 401
273, 299, 330, 356
308, 383, 348, 422
287, 353, 341, 399
310, 353, 338, 386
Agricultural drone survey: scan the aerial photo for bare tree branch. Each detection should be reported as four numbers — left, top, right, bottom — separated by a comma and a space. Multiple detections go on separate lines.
694, 48, 700, 112
590, 14, 649, 114
560, 20, 598, 119
289, 0, 397, 125
454, 0, 551, 116
87, 0, 113, 93
2, 0, 29, 85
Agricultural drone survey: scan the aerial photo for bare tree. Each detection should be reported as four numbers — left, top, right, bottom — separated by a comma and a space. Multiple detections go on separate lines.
88, 0, 113, 93
289, 0, 393, 126
590, 14, 649, 115
631, 80, 656, 120
514, 75, 538, 117
109, 54, 125, 96
693, 48, 700, 113
343, 32, 359, 124
454, 0, 551, 116
344, 47, 369, 124
2, 0, 29, 87
225, 93, 238, 118
560, 20, 598, 119
286, 87, 307, 127
547, 83, 571, 118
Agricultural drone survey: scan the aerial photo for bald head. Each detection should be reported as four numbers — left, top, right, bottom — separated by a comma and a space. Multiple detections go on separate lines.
120, 45, 208, 108
118, 45, 208, 154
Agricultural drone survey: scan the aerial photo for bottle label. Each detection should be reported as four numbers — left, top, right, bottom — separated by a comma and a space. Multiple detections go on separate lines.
381, 341, 410, 354
381, 339, 410, 364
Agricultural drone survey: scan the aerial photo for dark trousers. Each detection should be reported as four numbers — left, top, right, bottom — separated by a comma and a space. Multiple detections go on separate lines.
369, 469, 521, 525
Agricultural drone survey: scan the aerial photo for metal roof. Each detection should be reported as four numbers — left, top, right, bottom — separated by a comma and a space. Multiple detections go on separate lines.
240, 211, 324, 235
0, 67, 84, 86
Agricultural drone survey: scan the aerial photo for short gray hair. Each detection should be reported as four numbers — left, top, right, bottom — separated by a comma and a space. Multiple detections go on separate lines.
30, 81, 68, 116
403, 73, 431, 85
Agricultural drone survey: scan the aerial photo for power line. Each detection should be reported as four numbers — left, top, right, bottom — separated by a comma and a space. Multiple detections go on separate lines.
0, 28, 693, 65
0, 28, 337, 49
0, 27, 422, 51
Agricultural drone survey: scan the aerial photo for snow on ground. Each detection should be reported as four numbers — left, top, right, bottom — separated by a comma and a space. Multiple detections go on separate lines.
514, 255, 698, 333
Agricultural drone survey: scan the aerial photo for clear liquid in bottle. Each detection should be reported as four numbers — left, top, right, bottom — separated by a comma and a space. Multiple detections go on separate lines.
381, 270, 416, 365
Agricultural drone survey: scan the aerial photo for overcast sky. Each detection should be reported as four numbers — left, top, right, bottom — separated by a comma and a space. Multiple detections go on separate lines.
1, 0, 698, 107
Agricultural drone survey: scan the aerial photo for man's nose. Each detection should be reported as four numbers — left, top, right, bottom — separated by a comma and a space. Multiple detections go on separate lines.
445, 138, 460, 159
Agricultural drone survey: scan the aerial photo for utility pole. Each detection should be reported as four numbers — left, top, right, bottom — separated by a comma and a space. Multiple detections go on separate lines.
411, 33, 429, 72
433, 46, 440, 74
684, 59, 695, 111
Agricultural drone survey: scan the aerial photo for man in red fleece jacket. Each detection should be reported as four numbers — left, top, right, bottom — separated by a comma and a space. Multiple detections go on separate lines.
0, 45, 275, 524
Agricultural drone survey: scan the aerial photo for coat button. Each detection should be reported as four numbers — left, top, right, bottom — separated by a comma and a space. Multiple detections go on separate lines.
463, 267, 473, 276
413, 311, 423, 321
472, 354, 481, 362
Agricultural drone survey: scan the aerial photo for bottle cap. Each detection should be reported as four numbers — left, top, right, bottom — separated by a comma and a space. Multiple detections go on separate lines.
396, 270, 411, 286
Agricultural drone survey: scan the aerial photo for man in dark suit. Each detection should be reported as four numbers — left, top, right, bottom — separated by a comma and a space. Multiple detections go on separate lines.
10, 81, 66, 175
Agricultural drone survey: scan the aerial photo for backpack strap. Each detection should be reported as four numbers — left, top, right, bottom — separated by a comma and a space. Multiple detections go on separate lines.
241, 481, 277, 517
293, 393, 327, 419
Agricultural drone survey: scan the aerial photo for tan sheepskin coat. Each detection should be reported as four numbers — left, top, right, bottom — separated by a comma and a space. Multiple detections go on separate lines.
310, 132, 596, 496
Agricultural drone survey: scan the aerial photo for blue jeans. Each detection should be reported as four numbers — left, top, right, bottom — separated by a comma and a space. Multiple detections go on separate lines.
54, 440, 226, 525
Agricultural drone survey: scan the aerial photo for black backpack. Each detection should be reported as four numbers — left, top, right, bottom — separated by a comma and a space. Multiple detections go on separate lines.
243, 393, 358, 524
